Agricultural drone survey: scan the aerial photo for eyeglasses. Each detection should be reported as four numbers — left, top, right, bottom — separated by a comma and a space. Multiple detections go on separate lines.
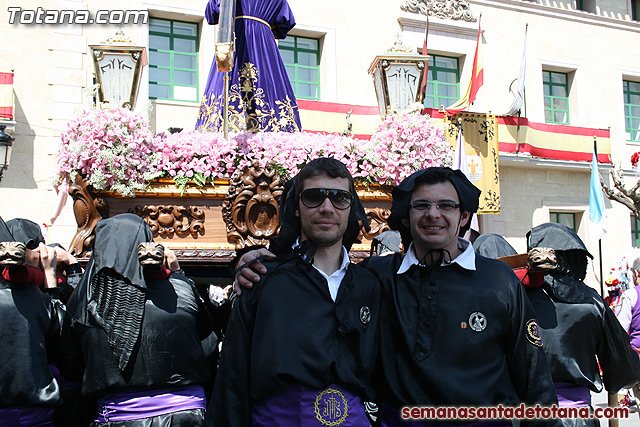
300, 188, 354, 210
409, 200, 460, 213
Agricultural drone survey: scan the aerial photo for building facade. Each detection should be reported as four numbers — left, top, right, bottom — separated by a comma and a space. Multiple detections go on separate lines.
0, 0, 639, 289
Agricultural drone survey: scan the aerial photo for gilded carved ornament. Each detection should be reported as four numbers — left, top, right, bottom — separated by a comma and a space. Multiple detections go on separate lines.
401, 0, 477, 22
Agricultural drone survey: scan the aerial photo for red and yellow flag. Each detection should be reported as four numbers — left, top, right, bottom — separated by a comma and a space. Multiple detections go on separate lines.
0, 72, 14, 120
445, 23, 483, 116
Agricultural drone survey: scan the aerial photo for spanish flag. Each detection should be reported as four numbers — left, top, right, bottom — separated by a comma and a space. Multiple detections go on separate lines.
445, 23, 483, 116
0, 72, 14, 120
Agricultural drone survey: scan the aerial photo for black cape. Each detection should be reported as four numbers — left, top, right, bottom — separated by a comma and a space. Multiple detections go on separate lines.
362, 251, 558, 410
207, 254, 381, 427
64, 271, 214, 396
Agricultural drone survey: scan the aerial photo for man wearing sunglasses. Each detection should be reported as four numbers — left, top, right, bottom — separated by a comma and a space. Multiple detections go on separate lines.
207, 158, 380, 426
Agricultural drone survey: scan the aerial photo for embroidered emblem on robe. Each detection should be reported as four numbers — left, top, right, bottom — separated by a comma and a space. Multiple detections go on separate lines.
526, 319, 543, 347
314, 387, 349, 426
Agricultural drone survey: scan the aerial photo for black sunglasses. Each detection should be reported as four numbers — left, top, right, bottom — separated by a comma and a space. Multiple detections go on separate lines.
300, 188, 354, 210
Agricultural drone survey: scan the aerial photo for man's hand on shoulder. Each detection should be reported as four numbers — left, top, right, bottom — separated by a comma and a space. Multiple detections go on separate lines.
234, 248, 275, 296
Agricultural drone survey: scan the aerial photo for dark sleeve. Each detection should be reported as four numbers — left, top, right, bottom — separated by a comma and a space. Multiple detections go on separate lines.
2, 265, 44, 286
597, 300, 640, 391
507, 281, 555, 404
205, 285, 259, 427
58, 314, 86, 383
271, 0, 296, 39
205, 0, 220, 25
44, 294, 63, 365
505, 278, 559, 426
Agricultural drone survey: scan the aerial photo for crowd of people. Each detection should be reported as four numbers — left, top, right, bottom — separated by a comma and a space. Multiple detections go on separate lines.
2, 158, 640, 427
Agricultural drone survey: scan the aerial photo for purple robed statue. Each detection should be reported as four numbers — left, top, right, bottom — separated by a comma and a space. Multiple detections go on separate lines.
195, 0, 301, 133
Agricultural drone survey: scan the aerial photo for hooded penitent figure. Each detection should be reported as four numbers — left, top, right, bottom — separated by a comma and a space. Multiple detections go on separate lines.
361, 167, 558, 427
524, 223, 640, 427
473, 233, 518, 259
64, 213, 215, 427
207, 158, 381, 427
0, 216, 62, 427
6, 217, 45, 250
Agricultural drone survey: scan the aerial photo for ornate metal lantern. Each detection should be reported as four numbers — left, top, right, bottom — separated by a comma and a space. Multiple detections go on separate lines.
368, 37, 428, 118
0, 124, 13, 183
89, 31, 146, 110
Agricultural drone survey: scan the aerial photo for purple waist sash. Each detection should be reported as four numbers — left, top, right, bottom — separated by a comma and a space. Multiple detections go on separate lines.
380, 404, 511, 427
251, 383, 369, 427
0, 406, 55, 427
554, 381, 591, 408
95, 384, 206, 423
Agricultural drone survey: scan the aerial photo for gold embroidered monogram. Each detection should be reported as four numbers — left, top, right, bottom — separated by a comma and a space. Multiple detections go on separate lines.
314, 387, 349, 426
196, 62, 300, 133
526, 319, 543, 347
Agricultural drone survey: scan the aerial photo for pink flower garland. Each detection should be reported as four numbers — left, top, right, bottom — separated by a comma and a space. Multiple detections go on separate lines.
57, 108, 452, 196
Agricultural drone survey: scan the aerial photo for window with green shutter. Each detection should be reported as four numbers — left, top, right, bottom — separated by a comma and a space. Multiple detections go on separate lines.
624, 80, 640, 142
550, 212, 576, 231
631, 215, 640, 247
278, 35, 320, 100
149, 18, 199, 102
423, 55, 460, 110
543, 70, 570, 125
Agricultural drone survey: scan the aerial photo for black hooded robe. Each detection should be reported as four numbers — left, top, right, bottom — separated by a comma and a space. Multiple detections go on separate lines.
0, 217, 61, 424
524, 224, 640, 427
63, 214, 215, 426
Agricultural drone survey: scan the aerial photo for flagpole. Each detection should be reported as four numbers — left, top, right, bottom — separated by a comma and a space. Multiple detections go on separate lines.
522, 24, 528, 119
594, 137, 604, 296
420, 14, 430, 101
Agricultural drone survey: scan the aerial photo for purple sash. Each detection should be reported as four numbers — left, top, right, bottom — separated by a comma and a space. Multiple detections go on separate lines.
554, 381, 591, 408
380, 404, 511, 427
95, 384, 206, 422
0, 406, 55, 427
629, 287, 640, 348
251, 383, 369, 426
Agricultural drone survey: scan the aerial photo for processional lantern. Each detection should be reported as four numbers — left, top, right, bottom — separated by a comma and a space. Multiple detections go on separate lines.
0, 124, 13, 183
89, 31, 146, 110
368, 36, 428, 118
216, 0, 236, 139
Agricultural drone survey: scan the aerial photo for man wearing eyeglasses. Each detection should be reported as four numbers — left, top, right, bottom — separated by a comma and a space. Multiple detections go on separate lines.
206, 158, 381, 427
364, 167, 557, 426
235, 166, 558, 426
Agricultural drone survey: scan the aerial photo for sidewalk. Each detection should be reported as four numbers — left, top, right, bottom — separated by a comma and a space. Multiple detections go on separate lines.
591, 389, 640, 427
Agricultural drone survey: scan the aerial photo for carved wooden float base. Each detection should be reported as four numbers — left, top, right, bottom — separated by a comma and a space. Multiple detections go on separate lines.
69, 165, 393, 267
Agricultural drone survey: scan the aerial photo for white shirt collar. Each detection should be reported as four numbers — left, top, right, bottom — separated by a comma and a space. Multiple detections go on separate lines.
294, 238, 350, 302
397, 238, 476, 274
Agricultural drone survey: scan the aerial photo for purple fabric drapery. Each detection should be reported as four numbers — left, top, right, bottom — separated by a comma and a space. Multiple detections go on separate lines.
553, 382, 591, 408
0, 407, 55, 427
94, 385, 206, 422
195, 0, 301, 133
629, 286, 640, 348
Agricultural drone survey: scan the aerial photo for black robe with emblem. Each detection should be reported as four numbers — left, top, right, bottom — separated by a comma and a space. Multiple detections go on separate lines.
363, 252, 558, 411
524, 223, 640, 397
207, 253, 381, 427
526, 281, 640, 394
